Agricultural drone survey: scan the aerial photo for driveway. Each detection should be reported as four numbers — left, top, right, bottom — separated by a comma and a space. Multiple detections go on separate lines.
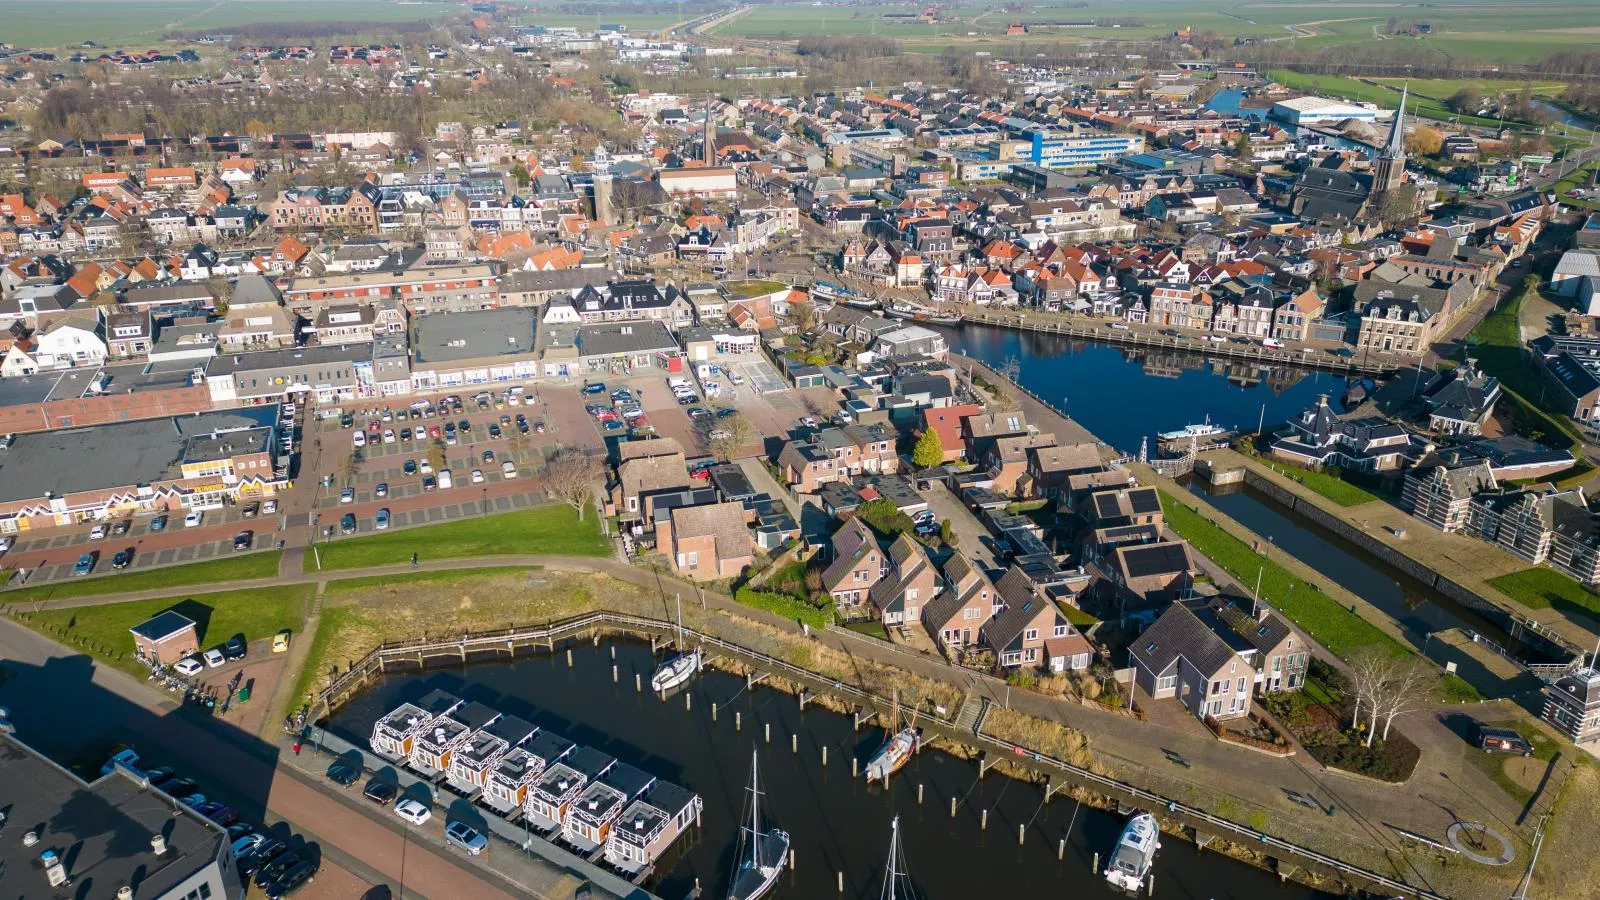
922, 481, 998, 572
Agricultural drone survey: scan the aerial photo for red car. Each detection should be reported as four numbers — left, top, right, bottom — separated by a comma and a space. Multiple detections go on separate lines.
367, 422, 381, 433
428, 425, 441, 438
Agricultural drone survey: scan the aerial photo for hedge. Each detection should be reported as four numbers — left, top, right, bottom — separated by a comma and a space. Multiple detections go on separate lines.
734, 588, 834, 630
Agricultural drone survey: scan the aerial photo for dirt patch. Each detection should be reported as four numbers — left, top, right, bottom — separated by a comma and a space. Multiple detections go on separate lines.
1501, 755, 1547, 794
1533, 762, 1600, 896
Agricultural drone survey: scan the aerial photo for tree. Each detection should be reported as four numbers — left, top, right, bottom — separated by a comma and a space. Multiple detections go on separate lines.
342, 450, 363, 487
427, 439, 447, 474
785, 301, 818, 333
1447, 85, 1483, 116
1233, 132, 1251, 161
708, 413, 754, 462
1405, 125, 1444, 157
911, 428, 945, 469
208, 275, 234, 316
1376, 659, 1431, 741
854, 498, 915, 538
546, 448, 600, 520
510, 161, 531, 188
1346, 650, 1394, 746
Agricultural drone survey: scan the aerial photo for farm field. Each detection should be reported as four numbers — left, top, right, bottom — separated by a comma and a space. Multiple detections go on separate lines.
0, 0, 450, 48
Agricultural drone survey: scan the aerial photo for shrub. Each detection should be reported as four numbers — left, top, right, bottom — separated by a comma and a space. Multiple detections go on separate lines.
1007, 669, 1037, 688
856, 499, 916, 538
939, 519, 954, 545
734, 587, 834, 630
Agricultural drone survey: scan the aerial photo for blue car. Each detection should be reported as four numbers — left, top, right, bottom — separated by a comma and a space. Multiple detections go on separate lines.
72, 553, 95, 576
581, 382, 607, 395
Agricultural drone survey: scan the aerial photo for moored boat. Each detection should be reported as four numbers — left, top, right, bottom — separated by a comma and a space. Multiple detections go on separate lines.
652, 595, 702, 693
1103, 811, 1160, 892
1157, 415, 1228, 443
864, 690, 920, 784
728, 750, 788, 900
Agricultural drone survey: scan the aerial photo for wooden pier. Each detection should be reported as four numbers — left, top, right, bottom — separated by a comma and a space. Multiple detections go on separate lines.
315, 611, 1449, 900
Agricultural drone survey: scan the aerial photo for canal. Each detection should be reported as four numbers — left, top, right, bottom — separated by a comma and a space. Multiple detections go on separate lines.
945, 321, 1350, 454
328, 641, 1332, 900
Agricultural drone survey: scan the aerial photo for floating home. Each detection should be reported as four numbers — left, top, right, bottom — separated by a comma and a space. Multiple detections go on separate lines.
604, 781, 704, 876
371, 690, 461, 761
562, 762, 657, 855
482, 730, 577, 816
445, 714, 538, 796
408, 701, 501, 778
525, 746, 617, 833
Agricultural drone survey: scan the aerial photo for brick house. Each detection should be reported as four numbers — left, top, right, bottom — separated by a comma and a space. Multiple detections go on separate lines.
613, 444, 691, 527
129, 610, 200, 665
1543, 667, 1600, 744
775, 424, 897, 493
867, 533, 938, 628
1025, 442, 1102, 500
663, 501, 752, 581
919, 404, 983, 463
820, 517, 885, 609
981, 567, 1092, 673
1129, 598, 1307, 722
985, 433, 1058, 497
921, 552, 1000, 654
1101, 541, 1195, 612
1402, 457, 1496, 533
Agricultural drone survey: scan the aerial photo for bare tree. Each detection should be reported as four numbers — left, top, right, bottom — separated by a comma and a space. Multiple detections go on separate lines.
785, 301, 818, 333
708, 413, 755, 463
546, 448, 601, 520
1345, 650, 1394, 745
1376, 658, 1431, 742
426, 439, 447, 475
342, 450, 363, 487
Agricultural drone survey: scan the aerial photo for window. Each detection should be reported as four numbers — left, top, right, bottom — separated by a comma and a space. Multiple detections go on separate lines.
1237, 677, 1247, 694
1024, 628, 1039, 642
1212, 679, 1226, 695
963, 607, 981, 620
1209, 700, 1222, 715
1053, 624, 1068, 638
1156, 675, 1177, 691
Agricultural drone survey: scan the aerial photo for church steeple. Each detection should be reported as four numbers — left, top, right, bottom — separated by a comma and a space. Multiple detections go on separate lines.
1382, 83, 1408, 161
1370, 83, 1409, 199
703, 93, 716, 164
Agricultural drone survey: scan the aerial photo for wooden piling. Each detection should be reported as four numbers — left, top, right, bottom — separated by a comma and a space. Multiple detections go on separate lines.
1093, 851, 1099, 873
565, 648, 572, 667
1018, 823, 1025, 845
610, 645, 616, 659
635, 672, 641, 692
981, 809, 988, 830
950, 797, 956, 818
736, 711, 742, 731
1147, 873, 1154, 896
712, 702, 718, 722
837, 871, 843, 893
1058, 838, 1065, 861
788, 849, 795, 871
917, 783, 923, 805
685, 691, 692, 711
851, 756, 858, 777
791, 734, 797, 753
764, 722, 770, 743
612, 664, 618, 683
821, 745, 827, 766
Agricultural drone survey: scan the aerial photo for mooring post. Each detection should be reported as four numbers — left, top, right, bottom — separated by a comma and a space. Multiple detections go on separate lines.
610, 645, 616, 659
712, 702, 718, 722
851, 757, 858, 777
736, 711, 742, 731
788, 849, 795, 871
685, 691, 692, 711
612, 664, 618, 684
1147, 873, 1154, 896
635, 672, 642, 692
917, 783, 923, 805
1018, 823, 1025, 846
696, 806, 702, 828
821, 745, 827, 766
764, 722, 770, 743
837, 871, 843, 893
565, 648, 572, 667
1058, 838, 1066, 861
799, 691, 807, 711
791, 734, 797, 753
1093, 851, 1099, 873
981, 809, 988, 830
950, 797, 956, 818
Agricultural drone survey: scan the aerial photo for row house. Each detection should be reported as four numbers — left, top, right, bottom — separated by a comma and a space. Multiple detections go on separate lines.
1208, 285, 1275, 339
565, 281, 694, 330
867, 533, 938, 628
921, 551, 1000, 653
1271, 289, 1325, 343
1472, 486, 1600, 586
821, 517, 886, 609
983, 567, 1091, 673
1402, 457, 1497, 533
774, 423, 898, 493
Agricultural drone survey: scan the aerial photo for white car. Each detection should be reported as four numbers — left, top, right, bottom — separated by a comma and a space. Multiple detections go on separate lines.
419, 460, 433, 476
471, 469, 484, 484
382, 429, 396, 444
394, 798, 432, 826
203, 648, 226, 669
340, 488, 355, 504
262, 500, 277, 515
184, 511, 204, 528
353, 431, 366, 448
0, 536, 12, 554
501, 461, 518, 478
89, 524, 108, 540
174, 656, 204, 677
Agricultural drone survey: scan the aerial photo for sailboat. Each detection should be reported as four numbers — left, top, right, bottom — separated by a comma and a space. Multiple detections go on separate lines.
728, 750, 789, 900
877, 815, 918, 900
652, 594, 701, 693
1102, 811, 1161, 892
864, 690, 919, 784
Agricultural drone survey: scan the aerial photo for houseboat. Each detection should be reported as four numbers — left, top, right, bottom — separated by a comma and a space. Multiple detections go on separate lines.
370, 690, 461, 761
1103, 811, 1160, 892
445, 714, 538, 797
481, 730, 575, 816
562, 762, 657, 856
524, 746, 617, 834
603, 780, 704, 877
407, 701, 501, 779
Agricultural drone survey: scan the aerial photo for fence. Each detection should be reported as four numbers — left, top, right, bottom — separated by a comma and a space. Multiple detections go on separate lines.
317, 611, 1448, 900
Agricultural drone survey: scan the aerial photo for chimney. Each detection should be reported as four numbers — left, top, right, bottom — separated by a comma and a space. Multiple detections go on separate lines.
150, 834, 167, 856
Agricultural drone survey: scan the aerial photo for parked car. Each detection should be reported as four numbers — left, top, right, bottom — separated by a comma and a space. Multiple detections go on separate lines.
362, 779, 399, 806
325, 761, 361, 786
422, 475, 437, 492
196, 802, 238, 827
1474, 724, 1534, 756
204, 648, 226, 668
112, 549, 132, 570
255, 853, 302, 889
482, 450, 495, 463
238, 840, 287, 878
223, 636, 247, 661
241, 502, 259, 519
403, 459, 418, 476
273, 630, 292, 653
395, 798, 432, 825
445, 821, 488, 856
502, 461, 518, 478
375, 482, 388, 498
112, 519, 131, 536
89, 524, 108, 540
150, 514, 168, 532
184, 510, 203, 528
174, 656, 204, 677
375, 508, 390, 530
265, 859, 317, 898
581, 382, 607, 395
488, 423, 502, 438
340, 513, 357, 535
73, 553, 95, 576
233, 532, 253, 551
231, 833, 268, 860
339, 488, 354, 504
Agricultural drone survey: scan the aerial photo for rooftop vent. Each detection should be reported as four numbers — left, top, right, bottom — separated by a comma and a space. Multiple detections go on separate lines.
151, 834, 167, 856
22, 830, 40, 847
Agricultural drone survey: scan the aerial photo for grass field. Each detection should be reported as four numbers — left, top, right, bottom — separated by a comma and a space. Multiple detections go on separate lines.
1159, 490, 1409, 660
1, 0, 450, 48
1259, 461, 1382, 508
1, 551, 282, 605
307, 505, 609, 572
1487, 567, 1600, 624
16, 585, 313, 676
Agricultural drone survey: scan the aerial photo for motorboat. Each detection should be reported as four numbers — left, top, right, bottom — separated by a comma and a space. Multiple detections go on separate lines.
1103, 811, 1160, 892
1157, 415, 1228, 443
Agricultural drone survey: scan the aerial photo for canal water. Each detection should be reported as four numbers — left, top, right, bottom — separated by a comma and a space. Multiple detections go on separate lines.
945, 322, 1349, 454
328, 642, 1332, 900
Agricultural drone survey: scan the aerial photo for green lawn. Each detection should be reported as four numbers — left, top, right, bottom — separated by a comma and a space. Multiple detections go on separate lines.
2, 0, 448, 47
14, 585, 313, 676
1260, 461, 1382, 508
1487, 567, 1600, 623
324, 566, 533, 595
289, 605, 354, 712
1465, 277, 1585, 449
307, 506, 609, 572
1159, 491, 1409, 660
724, 280, 788, 299
2, 552, 282, 605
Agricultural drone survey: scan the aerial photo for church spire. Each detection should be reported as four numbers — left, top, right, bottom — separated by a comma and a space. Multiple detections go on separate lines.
704, 93, 716, 164
1383, 83, 1408, 160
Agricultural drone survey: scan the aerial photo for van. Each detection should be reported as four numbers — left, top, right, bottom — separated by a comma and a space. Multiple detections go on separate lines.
1108, 321, 1130, 330
438, 469, 454, 489
1262, 338, 1285, 349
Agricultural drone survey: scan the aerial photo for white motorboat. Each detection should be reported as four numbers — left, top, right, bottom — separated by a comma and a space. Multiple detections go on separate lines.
1157, 415, 1228, 443
1103, 811, 1160, 892
728, 751, 789, 900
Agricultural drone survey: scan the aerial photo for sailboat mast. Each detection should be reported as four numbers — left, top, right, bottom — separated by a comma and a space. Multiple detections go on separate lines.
749, 749, 760, 864
675, 592, 683, 648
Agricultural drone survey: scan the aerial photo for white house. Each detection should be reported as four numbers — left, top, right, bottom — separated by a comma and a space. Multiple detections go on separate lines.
34, 314, 107, 369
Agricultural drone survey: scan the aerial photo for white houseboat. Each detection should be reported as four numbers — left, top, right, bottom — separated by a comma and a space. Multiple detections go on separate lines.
604, 781, 704, 876
482, 730, 575, 816
370, 690, 461, 762
445, 714, 538, 797
562, 762, 657, 856
525, 746, 616, 834
407, 701, 501, 779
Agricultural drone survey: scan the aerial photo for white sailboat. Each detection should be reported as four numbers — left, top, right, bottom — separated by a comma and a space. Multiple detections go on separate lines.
1103, 811, 1161, 892
878, 815, 918, 900
728, 750, 789, 900
864, 690, 919, 784
652, 594, 701, 694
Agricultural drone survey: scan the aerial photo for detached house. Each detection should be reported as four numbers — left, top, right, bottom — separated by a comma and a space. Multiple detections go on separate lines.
867, 533, 938, 629
1130, 598, 1307, 723
1269, 394, 1413, 471
1102, 541, 1195, 613
663, 501, 752, 581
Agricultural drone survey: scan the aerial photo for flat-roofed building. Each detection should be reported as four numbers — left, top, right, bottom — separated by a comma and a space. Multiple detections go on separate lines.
410, 307, 540, 392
